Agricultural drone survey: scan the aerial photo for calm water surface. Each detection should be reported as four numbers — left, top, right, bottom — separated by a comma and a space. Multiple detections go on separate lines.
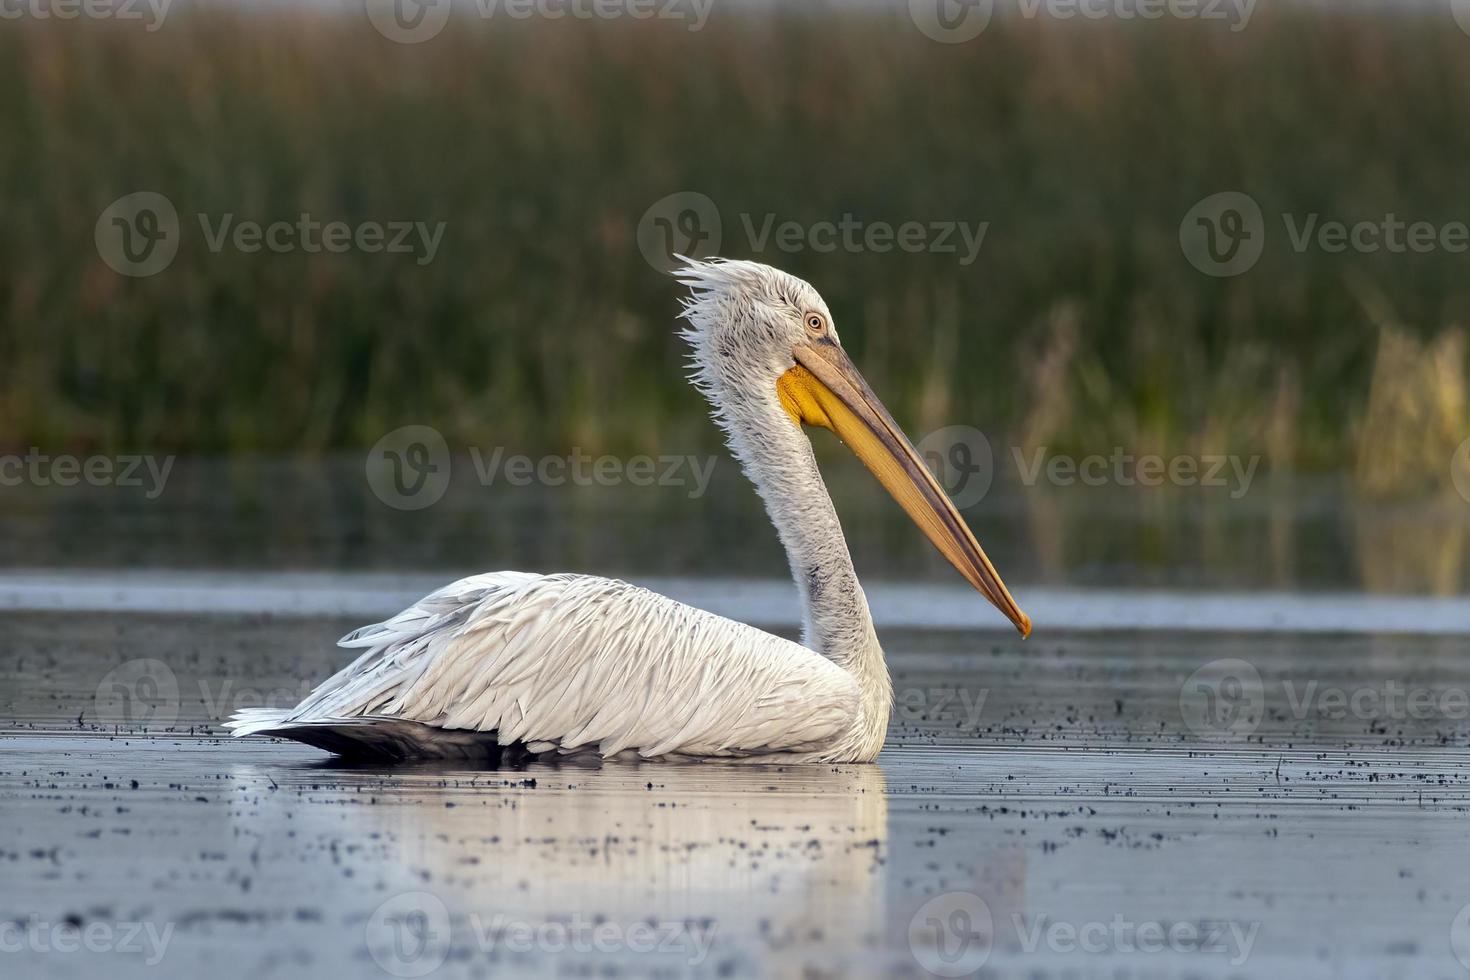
1, 456, 1466, 593
2, 462, 1470, 978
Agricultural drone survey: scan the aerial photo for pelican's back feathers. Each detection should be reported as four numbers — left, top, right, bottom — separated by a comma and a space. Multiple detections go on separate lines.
227, 572, 864, 762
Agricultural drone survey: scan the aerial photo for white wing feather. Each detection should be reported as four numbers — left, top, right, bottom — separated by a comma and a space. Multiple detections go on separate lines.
230, 572, 860, 759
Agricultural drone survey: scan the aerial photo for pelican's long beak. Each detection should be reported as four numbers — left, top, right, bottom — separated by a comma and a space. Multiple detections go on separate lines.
779, 339, 1032, 638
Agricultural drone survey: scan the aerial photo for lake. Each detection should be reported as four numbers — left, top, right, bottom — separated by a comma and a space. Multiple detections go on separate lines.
2, 459, 1469, 978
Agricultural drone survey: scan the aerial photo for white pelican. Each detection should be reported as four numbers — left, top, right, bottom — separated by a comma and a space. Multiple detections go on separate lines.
228, 259, 1030, 763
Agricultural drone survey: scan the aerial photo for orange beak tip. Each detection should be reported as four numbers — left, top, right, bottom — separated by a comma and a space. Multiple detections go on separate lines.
1018, 612, 1033, 639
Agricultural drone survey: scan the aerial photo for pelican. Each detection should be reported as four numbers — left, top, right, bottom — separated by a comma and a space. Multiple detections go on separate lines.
228, 259, 1030, 763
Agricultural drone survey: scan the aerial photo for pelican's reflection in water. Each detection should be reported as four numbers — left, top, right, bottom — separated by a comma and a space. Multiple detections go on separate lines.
231, 760, 889, 976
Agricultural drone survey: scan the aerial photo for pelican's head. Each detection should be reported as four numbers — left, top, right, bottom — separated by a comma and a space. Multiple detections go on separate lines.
676, 257, 1031, 638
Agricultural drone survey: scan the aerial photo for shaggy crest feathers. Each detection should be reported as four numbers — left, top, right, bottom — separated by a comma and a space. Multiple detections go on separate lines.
673, 255, 834, 362
673, 254, 817, 326
672, 255, 835, 448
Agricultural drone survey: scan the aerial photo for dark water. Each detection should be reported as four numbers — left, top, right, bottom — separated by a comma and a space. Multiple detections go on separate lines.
1, 456, 1467, 594
3, 462, 1470, 978
4, 606, 1470, 978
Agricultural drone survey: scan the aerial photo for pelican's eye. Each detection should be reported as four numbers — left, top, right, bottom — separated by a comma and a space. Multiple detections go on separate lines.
805, 313, 826, 335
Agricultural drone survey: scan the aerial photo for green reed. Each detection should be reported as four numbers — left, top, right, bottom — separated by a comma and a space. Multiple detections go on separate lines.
0, 4, 1465, 491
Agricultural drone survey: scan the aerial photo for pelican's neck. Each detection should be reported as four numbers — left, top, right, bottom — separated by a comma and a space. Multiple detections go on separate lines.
727, 396, 892, 722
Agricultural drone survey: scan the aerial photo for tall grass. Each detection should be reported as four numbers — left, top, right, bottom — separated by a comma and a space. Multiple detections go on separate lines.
1, 4, 1466, 488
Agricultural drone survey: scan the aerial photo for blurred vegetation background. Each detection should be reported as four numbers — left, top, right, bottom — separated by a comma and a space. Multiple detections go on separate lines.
1, 2, 1467, 496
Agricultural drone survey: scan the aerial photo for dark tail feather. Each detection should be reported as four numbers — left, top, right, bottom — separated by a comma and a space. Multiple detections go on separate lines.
227, 709, 512, 763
